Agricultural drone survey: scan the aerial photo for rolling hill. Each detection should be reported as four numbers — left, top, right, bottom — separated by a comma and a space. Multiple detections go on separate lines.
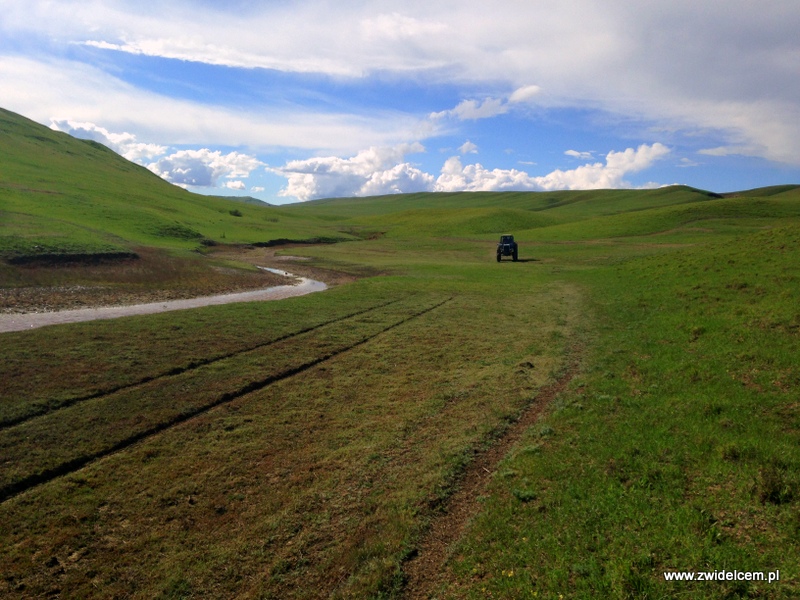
6, 105, 796, 262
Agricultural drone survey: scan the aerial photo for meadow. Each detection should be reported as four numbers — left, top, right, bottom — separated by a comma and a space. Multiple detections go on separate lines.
2, 106, 800, 598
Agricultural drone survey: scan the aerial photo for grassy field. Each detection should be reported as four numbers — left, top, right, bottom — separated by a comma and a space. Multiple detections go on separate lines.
438, 222, 800, 599
0, 258, 578, 598
2, 106, 800, 598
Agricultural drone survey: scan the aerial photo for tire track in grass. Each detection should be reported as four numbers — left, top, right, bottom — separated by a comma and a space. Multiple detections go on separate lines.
0, 298, 405, 430
0, 297, 452, 505
401, 345, 582, 599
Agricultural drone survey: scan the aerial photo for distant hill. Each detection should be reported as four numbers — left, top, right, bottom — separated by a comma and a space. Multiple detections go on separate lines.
2, 105, 798, 261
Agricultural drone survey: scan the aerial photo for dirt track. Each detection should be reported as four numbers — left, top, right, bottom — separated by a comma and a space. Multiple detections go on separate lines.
402, 347, 582, 599
0, 270, 326, 333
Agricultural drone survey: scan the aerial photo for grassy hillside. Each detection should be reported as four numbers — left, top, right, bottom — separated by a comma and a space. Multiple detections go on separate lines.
0, 108, 350, 262
1, 105, 800, 598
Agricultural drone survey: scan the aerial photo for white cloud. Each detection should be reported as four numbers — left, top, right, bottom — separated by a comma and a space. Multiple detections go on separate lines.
431, 97, 508, 121
360, 162, 436, 197
429, 86, 541, 125
565, 149, 594, 160
361, 13, 447, 41
49, 119, 166, 161
697, 145, 764, 157
48, 118, 267, 191
435, 143, 670, 192
274, 142, 670, 200
251, 186, 265, 193
509, 85, 541, 104
459, 140, 478, 154
435, 157, 536, 192
148, 149, 263, 188
272, 143, 432, 201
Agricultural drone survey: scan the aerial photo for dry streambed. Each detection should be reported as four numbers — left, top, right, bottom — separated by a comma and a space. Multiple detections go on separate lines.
0, 268, 326, 333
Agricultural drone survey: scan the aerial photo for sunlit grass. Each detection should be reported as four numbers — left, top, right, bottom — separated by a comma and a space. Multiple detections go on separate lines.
439, 224, 800, 599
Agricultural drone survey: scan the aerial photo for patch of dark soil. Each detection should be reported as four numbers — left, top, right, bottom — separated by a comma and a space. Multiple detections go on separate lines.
252, 237, 346, 247
7, 252, 139, 267
0, 247, 289, 313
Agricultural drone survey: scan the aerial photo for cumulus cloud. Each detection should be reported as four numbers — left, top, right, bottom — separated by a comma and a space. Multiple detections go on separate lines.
272, 143, 432, 201
275, 142, 670, 200
535, 143, 671, 190
224, 180, 247, 190
49, 119, 166, 161
148, 149, 263, 188
435, 157, 537, 192
459, 140, 478, 154
435, 143, 669, 192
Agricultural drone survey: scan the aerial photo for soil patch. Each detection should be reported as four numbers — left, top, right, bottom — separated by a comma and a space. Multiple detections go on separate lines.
210, 245, 362, 287
7, 251, 140, 266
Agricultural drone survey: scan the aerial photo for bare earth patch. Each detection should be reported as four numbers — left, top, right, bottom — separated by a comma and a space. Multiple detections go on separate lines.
0, 246, 294, 314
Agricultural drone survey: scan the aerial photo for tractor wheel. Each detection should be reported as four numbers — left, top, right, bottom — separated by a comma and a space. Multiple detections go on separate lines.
512, 249, 518, 261
496, 253, 502, 262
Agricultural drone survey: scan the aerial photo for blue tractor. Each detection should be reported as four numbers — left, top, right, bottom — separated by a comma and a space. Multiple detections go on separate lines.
496, 234, 518, 262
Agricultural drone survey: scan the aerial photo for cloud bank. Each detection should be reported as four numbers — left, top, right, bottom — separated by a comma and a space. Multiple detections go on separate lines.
274, 143, 670, 201
4, 1, 795, 163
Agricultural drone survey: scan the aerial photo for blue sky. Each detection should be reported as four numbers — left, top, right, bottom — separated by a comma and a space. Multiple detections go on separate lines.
1, 1, 798, 204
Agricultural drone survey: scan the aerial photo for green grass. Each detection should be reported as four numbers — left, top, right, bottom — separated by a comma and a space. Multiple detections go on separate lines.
2, 105, 800, 599
438, 224, 800, 599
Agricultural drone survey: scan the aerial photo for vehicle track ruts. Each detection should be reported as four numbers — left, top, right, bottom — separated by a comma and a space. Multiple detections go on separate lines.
0, 297, 452, 504
401, 345, 583, 599
0, 298, 405, 430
